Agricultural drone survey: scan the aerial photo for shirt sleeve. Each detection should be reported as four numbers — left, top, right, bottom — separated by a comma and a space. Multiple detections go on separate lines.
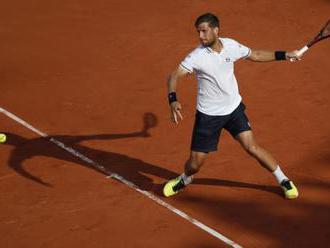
231, 40, 251, 61
179, 52, 196, 73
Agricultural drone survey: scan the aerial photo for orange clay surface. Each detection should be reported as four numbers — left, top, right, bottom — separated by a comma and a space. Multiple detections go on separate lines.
1, 1, 330, 247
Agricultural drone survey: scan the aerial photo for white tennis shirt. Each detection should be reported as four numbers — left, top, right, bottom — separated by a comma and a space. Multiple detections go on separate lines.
180, 38, 251, 116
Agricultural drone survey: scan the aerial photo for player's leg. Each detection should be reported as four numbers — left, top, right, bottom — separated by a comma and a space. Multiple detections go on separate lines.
235, 130, 277, 172
163, 110, 223, 197
224, 103, 298, 199
185, 150, 208, 176
163, 151, 208, 197
236, 131, 298, 199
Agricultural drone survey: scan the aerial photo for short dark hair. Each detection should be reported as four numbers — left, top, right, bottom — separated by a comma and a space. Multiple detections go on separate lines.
194, 13, 219, 28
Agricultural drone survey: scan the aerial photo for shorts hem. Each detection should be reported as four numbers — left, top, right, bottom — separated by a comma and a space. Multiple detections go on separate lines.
231, 127, 252, 138
191, 147, 217, 153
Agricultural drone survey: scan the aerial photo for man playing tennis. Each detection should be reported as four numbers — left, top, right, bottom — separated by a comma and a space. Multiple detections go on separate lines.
163, 13, 300, 199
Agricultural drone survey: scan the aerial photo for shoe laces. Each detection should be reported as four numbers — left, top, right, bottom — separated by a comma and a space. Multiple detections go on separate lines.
281, 180, 292, 190
173, 178, 185, 192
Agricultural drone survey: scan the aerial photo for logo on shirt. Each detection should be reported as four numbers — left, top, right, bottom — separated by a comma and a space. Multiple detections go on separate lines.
225, 58, 231, 62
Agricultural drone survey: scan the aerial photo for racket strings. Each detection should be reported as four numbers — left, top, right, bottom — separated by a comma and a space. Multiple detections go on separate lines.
320, 20, 330, 38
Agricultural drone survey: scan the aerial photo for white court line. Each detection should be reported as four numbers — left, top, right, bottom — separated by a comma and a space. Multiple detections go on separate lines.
0, 106, 242, 248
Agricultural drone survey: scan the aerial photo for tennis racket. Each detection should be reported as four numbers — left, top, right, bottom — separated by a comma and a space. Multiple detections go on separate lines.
295, 19, 330, 57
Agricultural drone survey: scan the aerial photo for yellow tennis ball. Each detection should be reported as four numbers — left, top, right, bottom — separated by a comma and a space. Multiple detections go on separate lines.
0, 133, 7, 143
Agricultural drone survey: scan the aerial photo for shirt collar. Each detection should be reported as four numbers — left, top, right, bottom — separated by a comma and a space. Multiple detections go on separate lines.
204, 38, 223, 54
205, 47, 213, 53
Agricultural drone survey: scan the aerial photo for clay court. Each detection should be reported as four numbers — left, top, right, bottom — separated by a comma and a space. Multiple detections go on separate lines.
1, 0, 330, 247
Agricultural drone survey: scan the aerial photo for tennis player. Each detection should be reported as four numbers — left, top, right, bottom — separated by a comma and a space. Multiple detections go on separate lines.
163, 13, 300, 199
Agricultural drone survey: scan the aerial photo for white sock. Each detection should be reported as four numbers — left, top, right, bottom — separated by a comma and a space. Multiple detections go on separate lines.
272, 165, 288, 184
181, 173, 193, 185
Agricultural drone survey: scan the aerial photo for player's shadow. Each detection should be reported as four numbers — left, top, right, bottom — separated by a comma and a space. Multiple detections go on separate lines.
3, 112, 281, 197
193, 178, 280, 195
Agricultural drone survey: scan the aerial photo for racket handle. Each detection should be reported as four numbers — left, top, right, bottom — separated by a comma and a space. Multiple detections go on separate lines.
289, 45, 308, 62
296, 45, 309, 56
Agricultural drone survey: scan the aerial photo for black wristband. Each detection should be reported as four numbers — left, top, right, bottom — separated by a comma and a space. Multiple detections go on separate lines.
275, 51, 287, 60
168, 92, 177, 104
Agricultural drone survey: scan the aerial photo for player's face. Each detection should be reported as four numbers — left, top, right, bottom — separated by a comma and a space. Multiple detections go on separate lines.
196, 22, 219, 46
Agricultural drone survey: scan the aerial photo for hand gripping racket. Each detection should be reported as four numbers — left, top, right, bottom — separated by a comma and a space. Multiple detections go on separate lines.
296, 19, 330, 57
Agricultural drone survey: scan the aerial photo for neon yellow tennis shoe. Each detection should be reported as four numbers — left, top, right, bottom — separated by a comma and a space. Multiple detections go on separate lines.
281, 180, 299, 199
163, 177, 186, 197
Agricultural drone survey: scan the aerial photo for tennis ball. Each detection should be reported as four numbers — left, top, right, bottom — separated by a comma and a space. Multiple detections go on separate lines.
0, 133, 7, 143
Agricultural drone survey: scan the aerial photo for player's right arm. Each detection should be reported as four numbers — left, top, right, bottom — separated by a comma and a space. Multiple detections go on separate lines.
167, 65, 189, 124
247, 50, 301, 62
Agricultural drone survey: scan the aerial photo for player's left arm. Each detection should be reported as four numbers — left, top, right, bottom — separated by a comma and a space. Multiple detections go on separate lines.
247, 49, 301, 62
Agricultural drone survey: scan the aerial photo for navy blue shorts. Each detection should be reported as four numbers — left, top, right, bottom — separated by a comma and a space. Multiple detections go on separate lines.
191, 102, 251, 153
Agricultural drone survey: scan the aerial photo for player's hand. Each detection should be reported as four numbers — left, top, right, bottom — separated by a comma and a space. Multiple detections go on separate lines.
286, 50, 302, 62
170, 101, 183, 124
